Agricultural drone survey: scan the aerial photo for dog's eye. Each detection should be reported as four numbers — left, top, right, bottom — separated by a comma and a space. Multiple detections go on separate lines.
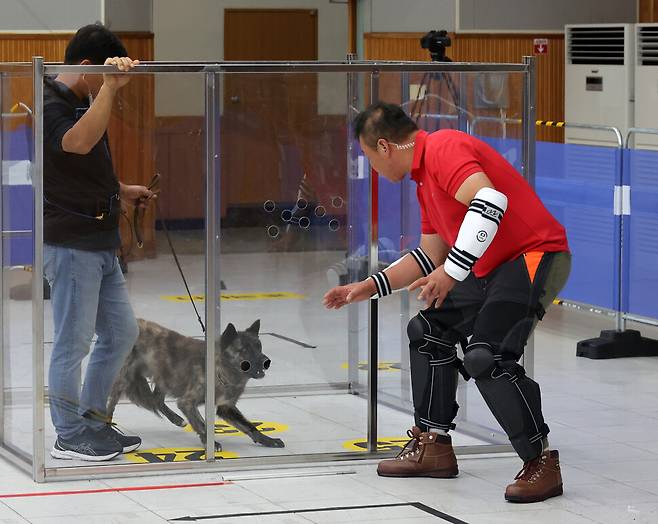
263, 359, 271, 370
240, 361, 251, 372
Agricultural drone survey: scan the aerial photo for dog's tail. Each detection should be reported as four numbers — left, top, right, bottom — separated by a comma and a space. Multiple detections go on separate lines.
122, 372, 163, 419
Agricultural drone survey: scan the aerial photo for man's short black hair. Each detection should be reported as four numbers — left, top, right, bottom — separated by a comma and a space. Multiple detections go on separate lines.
64, 24, 128, 65
354, 102, 418, 149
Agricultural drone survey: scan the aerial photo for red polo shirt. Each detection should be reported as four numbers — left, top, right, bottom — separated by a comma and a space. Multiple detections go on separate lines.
411, 129, 569, 277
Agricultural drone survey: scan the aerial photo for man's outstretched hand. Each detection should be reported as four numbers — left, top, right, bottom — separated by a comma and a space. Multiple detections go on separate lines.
408, 266, 457, 309
323, 280, 375, 309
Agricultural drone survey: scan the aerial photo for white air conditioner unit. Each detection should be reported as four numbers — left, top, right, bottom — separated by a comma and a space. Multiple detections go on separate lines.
565, 24, 634, 147
634, 23, 658, 149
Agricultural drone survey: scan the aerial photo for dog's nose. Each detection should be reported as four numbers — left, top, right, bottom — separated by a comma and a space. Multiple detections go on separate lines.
263, 358, 271, 370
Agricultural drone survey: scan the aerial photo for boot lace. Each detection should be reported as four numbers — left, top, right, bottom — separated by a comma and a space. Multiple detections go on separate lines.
514, 454, 546, 484
396, 429, 423, 460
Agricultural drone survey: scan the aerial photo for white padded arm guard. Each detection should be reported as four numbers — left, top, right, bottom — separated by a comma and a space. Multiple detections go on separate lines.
444, 187, 508, 281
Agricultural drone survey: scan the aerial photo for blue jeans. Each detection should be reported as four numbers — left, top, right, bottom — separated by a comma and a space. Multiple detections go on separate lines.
44, 245, 139, 440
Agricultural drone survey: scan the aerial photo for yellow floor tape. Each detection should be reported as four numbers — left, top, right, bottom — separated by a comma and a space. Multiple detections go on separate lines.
343, 437, 410, 452
161, 292, 305, 302
341, 361, 402, 372
183, 420, 288, 435
125, 447, 239, 463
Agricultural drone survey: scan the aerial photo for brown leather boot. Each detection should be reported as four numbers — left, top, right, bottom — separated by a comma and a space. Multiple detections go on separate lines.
377, 427, 458, 478
505, 450, 563, 503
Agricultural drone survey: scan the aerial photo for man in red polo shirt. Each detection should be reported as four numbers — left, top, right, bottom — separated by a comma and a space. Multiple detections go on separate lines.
324, 103, 571, 503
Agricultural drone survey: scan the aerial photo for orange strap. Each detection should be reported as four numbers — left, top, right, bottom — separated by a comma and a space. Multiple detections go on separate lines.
523, 251, 544, 284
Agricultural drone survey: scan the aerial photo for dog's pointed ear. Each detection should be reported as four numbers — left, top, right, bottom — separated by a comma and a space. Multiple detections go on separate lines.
246, 319, 260, 335
221, 323, 238, 346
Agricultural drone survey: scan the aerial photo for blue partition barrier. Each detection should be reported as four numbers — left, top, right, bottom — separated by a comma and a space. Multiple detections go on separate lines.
536, 141, 620, 310
626, 148, 658, 319
2, 124, 33, 266
478, 136, 523, 173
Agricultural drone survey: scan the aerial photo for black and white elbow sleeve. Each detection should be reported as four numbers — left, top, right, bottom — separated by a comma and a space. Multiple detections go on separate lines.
444, 187, 508, 281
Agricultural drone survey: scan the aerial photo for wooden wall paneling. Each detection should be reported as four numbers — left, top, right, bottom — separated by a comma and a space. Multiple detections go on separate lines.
154, 116, 205, 221
639, 0, 658, 22
0, 32, 156, 259
364, 32, 565, 143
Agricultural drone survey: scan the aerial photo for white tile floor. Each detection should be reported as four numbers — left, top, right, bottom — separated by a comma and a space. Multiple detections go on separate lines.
2, 247, 658, 522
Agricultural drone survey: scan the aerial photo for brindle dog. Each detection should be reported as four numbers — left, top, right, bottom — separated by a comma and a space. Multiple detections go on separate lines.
107, 319, 284, 450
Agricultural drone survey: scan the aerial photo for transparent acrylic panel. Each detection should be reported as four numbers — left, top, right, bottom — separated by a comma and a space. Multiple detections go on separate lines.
372, 70, 528, 451
1, 66, 35, 466
216, 71, 369, 458
41, 71, 214, 470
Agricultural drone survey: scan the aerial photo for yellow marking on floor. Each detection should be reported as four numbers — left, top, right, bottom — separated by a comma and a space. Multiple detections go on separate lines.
341, 361, 402, 372
160, 292, 305, 302
343, 437, 410, 452
183, 420, 288, 435
125, 447, 238, 463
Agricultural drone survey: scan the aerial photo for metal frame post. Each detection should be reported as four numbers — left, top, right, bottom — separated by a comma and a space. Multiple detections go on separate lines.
0, 71, 5, 444
458, 72, 469, 133
521, 56, 536, 377
32, 56, 45, 482
204, 71, 220, 462
367, 70, 379, 453
622, 128, 658, 329
346, 53, 360, 393
399, 71, 411, 403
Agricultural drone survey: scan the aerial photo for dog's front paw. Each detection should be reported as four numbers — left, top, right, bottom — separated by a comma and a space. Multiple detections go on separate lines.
258, 435, 285, 448
199, 435, 222, 452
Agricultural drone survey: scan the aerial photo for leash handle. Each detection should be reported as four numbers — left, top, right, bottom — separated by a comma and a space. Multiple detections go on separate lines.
135, 173, 162, 249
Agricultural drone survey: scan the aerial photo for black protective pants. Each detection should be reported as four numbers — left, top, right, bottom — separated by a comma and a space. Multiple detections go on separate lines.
408, 251, 571, 462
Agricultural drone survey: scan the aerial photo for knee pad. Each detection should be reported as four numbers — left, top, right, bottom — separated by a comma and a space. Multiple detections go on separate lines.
408, 312, 457, 352
407, 314, 425, 343
463, 342, 496, 378
407, 312, 462, 432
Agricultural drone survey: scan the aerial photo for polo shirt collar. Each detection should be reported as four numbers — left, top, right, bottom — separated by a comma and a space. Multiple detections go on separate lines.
410, 130, 428, 181
45, 77, 87, 108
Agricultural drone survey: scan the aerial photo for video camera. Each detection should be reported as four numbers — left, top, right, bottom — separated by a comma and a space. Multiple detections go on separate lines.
420, 30, 452, 62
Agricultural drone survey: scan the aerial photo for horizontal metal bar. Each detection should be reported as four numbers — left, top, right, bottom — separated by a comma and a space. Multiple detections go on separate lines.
470, 115, 623, 146
554, 298, 617, 317
0, 443, 33, 473
41, 444, 514, 482
42, 452, 399, 481
544, 122, 623, 146
43, 61, 528, 75
625, 127, 658, 148
1, 113, 31, 118
471, 115, 521, 125
622, 313, 658, 328
418, 113, 459, 120
2, 230, 32, 237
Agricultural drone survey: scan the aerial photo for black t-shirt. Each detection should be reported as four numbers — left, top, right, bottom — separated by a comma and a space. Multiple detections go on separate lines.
43, 77, 121, 251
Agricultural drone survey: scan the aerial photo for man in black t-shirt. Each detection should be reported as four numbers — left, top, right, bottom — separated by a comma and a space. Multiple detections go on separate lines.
43, 24, 153, 461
